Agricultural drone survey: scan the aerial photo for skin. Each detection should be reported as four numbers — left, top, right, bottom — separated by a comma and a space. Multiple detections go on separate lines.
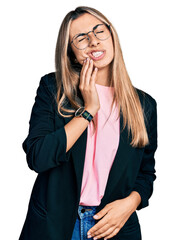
69, 13, 114, 87
69, 13, 142, 239
86, 192, 141, 239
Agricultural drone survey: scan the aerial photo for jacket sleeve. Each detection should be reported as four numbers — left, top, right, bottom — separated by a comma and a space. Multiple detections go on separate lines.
22, 74, 71, 173
132, 95, 157, 210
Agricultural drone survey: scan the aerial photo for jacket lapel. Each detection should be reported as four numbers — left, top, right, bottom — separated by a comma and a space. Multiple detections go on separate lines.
63, 111, 132, 207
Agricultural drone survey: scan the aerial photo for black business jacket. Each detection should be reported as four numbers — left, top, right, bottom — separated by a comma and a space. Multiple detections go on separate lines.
19, 72, 157, 240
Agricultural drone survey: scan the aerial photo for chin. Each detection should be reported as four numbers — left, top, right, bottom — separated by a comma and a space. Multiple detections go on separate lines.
94, 60, 112, 69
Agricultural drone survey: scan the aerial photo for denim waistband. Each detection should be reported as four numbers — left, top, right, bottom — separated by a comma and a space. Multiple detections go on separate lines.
79, 205, 98, 210
77, 205, 98, 219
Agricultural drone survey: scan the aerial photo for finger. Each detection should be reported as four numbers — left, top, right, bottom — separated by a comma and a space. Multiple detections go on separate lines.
90, 67, 98, 86
87, 214, 110, 236
84, 58, 94, 86
89, 224, 114, 239
103, 227, 120, 240
80, 58, 89, 86
80, 58, 88, 78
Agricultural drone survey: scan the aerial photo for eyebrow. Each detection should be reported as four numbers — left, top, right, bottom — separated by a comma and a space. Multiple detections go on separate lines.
73, 24, 104, 40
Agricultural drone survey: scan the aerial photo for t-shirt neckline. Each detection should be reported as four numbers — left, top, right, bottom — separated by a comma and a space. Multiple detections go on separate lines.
95, 83, 114, 88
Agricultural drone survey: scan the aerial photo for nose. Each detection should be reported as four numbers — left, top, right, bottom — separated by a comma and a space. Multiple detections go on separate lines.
87, 32, 100, 47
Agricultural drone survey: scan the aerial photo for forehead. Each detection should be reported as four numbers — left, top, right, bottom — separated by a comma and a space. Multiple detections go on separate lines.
70, 13, 103, 38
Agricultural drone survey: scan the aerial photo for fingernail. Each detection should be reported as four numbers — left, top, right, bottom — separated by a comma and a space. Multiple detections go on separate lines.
84, 59, 86, 63
90, 59, 92, 63
93, 215, 98, 219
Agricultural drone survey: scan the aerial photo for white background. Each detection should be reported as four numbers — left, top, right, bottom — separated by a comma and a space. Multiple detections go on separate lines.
1, 0, 175, 239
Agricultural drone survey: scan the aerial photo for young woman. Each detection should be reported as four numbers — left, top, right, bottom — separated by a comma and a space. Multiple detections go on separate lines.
19, 6, 157, 240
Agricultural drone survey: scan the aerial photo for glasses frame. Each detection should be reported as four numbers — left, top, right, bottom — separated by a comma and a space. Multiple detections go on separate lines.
70, 23, 111, 50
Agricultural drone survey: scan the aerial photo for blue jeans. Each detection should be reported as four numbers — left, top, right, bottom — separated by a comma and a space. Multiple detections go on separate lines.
71, 205, 98, 240
71, 205, 142, 240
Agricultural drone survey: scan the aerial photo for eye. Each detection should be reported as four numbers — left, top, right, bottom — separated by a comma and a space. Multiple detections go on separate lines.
78, 37, 87, 42
75, 33, 88, 43
96, 31, 104, 34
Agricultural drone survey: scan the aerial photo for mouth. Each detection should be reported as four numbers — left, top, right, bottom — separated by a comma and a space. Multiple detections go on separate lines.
88, 50, 106, 61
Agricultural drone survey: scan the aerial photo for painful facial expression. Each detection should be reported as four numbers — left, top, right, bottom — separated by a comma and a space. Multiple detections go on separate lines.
69, 13, 114, 70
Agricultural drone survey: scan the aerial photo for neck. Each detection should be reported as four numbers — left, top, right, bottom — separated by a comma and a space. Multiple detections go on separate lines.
95, 65, 111, 86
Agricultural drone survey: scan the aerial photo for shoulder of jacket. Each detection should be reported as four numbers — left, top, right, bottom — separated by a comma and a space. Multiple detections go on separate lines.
135, 87, 157, 112
39, 72, 58, 96
40, 72, 56, 87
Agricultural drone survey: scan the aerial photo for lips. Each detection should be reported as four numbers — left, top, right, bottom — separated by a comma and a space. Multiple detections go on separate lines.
92, 51, 104, 57
88, 50, 106, 61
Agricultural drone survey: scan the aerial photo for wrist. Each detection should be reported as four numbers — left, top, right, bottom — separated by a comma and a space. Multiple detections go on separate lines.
126, 191, 142, 211
75, 106, 94, 122
84, 107, 98, 117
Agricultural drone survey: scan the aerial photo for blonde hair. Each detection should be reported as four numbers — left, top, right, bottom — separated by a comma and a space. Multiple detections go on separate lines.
55, 6, 149, 148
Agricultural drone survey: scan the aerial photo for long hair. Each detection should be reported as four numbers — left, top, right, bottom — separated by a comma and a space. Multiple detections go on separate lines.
54, 6, 149, 148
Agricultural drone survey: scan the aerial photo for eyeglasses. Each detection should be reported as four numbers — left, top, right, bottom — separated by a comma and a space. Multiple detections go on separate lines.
70, 23, 111, 50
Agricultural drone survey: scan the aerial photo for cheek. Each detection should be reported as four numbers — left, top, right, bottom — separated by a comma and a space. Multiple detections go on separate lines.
110, 47, 114, 60
101, 38, 114, 63
108, 40, 114, 58
74, 52, 86, 65
105, 43, 114, 63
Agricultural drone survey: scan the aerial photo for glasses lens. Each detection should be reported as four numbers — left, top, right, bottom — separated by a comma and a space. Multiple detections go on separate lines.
73, 33, 89, 50
94, 24, 111, 41
72, 24, 111, 49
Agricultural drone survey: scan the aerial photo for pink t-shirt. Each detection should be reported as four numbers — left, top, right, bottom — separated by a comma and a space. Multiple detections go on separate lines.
79, 83, 120, 206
